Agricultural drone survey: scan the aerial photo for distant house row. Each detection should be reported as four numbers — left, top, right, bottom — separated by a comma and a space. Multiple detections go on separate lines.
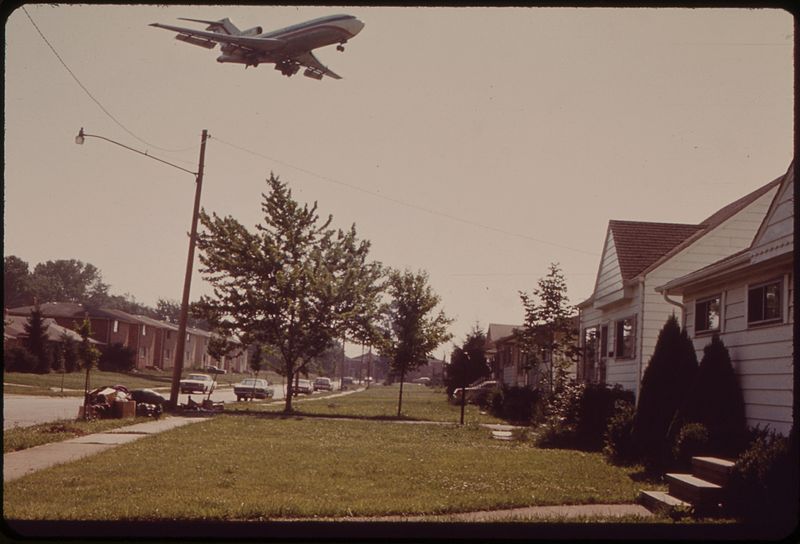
5, 302, 250, 373
484, 161, 793, 434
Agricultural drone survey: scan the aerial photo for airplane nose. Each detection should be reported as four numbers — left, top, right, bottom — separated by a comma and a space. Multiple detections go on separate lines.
346, 17, 365, 36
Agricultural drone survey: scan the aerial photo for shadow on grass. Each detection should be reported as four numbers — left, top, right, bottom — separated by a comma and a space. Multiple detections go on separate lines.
223, 408, 428, 424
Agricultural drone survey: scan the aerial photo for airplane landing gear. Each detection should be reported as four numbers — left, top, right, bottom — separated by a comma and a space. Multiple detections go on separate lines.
337, 40, 347, 52
275, 59, 300, 77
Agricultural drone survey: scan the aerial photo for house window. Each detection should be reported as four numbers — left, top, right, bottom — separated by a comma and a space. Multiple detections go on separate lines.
615, 317, 635, 359
748, 279, 782, 325
166, 331, 172, 340
113, 320, 119, 333
165, 349, 171, 360
600, 325, 608, 358
695, 295, 721, 333
583, 327, 598, 367
141, 347, 148, 359
142, 325, 147, 336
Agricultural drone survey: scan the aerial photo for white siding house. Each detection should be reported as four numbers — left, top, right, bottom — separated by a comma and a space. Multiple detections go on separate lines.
658, 162, 794, 434
578, 174, 782, 398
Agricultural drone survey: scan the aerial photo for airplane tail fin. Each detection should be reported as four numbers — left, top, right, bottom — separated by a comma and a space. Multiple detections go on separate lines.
178, 17, 240, 35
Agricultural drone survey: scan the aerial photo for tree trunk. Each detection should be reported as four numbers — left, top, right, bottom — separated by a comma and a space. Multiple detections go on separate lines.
397, 364, 406, 417
83, 367, 91, 421
284, 365, 294, 413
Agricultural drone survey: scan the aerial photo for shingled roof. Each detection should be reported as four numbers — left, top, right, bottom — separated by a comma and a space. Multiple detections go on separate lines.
608, 220, 705, 280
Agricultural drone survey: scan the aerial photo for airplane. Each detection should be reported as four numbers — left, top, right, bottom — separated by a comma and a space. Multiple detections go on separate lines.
150, 14, 365, 80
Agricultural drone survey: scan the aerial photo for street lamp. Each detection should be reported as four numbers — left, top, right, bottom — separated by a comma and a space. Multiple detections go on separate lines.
75, 127, 209, 409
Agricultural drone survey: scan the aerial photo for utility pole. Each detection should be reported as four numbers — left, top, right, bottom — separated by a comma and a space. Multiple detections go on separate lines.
168, 129, 209, 409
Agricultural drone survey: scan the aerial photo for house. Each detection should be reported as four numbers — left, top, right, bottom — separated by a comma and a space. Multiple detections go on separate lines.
6, 302, 140, 351
3, 313, 103, 347
485, 323, 520, 381
657, 162, 793, 434
577, 174, 782, 397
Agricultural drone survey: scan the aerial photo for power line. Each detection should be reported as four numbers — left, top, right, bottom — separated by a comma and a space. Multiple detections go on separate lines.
21, 6, 195, 155
209, 135, 599, 257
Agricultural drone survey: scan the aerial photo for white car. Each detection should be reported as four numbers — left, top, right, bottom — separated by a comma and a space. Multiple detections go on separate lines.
180, 373, 216, 394
450, 380, 497, 404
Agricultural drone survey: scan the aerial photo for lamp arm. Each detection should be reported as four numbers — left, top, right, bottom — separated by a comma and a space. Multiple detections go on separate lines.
80, 132, 198, 176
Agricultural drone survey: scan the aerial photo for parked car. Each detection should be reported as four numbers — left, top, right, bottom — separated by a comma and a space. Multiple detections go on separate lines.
450, 380, 498, 404
180, 373, 216, 394
412, 377, 431, 385
233, 378, 272, 401
292, 378, 314, 395
313, 377, 332, 391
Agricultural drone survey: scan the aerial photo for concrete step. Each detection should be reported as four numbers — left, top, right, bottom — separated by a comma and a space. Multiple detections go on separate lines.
638, 490, 691, 515
691, 456, 735, 487
666, 472, 723, 507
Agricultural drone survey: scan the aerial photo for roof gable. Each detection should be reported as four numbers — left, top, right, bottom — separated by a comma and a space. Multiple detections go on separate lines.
609, 220, 704, 280
750, 161, 794, 261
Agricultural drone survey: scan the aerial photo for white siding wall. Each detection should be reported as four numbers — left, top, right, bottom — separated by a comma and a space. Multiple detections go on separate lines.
683, 267, 793, 435
594, 232, 625, 303
752, 178, 794, 263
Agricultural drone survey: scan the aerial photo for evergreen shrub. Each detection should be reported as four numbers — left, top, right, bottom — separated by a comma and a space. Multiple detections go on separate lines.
725, 426, 798, 531
603, 399, 637, 465
632, 315, 698, 473
678, 334, 747, 457
4, 346, 37, 373
671, 422, 710, 471
488, 384, 541, 423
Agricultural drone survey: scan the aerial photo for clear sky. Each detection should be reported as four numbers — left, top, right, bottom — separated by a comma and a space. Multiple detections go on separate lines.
4, 5, 794, 356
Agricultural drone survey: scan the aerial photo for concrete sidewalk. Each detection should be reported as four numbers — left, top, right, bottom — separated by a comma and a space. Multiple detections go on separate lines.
3, 416, 205, 482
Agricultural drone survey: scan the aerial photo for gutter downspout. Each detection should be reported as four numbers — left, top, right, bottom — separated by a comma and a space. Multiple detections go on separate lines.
661, 290, 686, 329
637, 278, 646, 402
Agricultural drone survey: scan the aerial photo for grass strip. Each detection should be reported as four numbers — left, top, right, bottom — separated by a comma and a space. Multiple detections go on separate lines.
3, 415, 655, 520
232, 384, 505, 425
3, 417, 154, 453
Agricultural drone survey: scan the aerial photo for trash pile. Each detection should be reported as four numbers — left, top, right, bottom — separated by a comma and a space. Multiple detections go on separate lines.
82, 385, 165, 420
180, 395, 224, 416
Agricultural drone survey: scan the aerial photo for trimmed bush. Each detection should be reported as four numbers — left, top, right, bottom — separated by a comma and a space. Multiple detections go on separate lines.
4, 346, 38, 373
632, 315, 698, 473
671, 422, 710, 471
98, 342, 136, 372
488, 385, 541, 423
725, 426, 798, 531
603, 399, 637, 465
537, 382, 634, 451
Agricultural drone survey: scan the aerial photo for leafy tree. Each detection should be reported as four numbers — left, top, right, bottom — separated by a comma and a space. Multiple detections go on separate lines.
378, 269, 453, 417
678, 334, 747, 456
4, 255, 32, 308
194, 173, 378, 413
28, 259, 109, 304
77, 318, 100, 420
446, 324, 490, 398
631, 314, 698, 473
23, 305, 51, 374
155, 298, 209, 328
516, 263, 579, 393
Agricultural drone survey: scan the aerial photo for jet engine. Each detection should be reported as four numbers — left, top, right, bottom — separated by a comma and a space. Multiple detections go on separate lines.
240, 26, 263, 36
303, 68, 323, 80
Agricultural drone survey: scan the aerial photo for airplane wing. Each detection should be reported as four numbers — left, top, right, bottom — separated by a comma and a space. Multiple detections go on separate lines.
293, 51, 342, 80
150, 22, 285, 52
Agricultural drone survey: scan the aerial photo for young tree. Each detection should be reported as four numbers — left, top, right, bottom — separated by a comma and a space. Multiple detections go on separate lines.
378, 269, 453, 417
77, 318, 100, 420
23, 305, 51, 374
194, 173, 378, 413
447, 325, 491, 424
632, 314, 698, 473
446, 325, 490, 397
516, 263, 578, 393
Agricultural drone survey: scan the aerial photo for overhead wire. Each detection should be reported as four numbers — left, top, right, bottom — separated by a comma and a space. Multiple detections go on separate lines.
21, 6, 196, 155
209, 135, 599, 257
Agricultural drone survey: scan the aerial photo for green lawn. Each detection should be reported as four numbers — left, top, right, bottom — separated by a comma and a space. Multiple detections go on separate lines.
3, 418, 156, 453
3, 415, 653, 520
237, 383, 505, 425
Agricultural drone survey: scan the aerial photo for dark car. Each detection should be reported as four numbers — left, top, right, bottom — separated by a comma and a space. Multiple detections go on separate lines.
313, 377, 332, 391
233, 378, 272, 401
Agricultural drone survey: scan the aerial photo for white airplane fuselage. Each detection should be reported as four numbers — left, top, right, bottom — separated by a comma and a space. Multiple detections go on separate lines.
216, 14, 364, 66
